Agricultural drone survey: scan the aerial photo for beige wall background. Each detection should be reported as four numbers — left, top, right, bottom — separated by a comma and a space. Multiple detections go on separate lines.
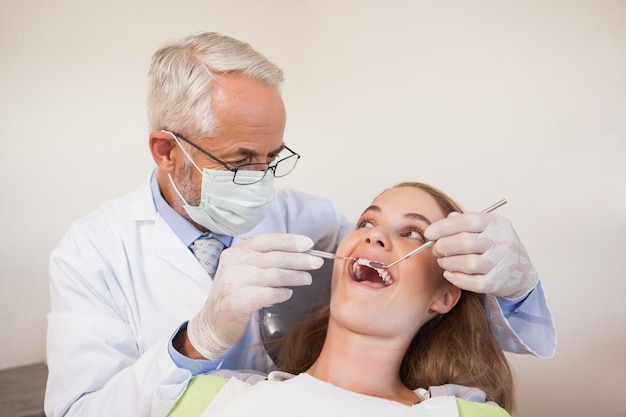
1, 1, 625, 416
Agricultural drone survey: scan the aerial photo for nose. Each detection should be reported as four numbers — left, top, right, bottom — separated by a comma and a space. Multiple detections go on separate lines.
364, 226, 390, 249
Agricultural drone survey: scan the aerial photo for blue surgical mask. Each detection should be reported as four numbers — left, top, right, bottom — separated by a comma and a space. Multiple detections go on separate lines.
166, 134, 275, 236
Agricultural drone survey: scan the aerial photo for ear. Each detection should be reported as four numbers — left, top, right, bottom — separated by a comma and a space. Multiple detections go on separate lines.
429, 284, 461, 315
149, 130, 178, 172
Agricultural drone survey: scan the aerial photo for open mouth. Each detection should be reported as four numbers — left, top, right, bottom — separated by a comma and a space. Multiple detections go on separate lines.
351, 258, 393, 287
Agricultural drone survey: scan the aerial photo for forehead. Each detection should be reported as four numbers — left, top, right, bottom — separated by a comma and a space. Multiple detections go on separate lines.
372, 186, 446, 222
212, 73, 286, 128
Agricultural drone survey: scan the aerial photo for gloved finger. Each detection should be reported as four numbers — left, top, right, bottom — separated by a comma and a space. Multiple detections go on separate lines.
255, 252, 323, 270
211, 269, 312, 298
234, 286, 295, 312
442, 271, 496, 294
483, 243, 518, 266
436, 253, 494, 276
425, 212, 494, 241
249, 269, 313, 288
221, 249, 323, 270
442, 253, 538, 298
244, 233, 315, 253
431, 233, 494, 257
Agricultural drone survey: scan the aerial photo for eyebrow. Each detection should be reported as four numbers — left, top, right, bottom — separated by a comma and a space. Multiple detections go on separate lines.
360, 205, 432, 225
405, 212, 432, 225
236, 143, 286, 158
360, 205, 380, 216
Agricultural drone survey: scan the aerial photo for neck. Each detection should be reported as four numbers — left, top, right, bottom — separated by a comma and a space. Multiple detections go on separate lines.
306, 321, 419, 405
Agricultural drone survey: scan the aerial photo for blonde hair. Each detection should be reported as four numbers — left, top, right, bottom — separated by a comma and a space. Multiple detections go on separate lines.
272, 182, 516, 414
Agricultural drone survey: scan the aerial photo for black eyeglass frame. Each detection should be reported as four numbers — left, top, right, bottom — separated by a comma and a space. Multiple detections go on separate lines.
164, 130, 301, 185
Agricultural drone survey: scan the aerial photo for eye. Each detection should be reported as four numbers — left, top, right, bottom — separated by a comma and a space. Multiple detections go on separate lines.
402, 227, 426, 242
230, 156, 254, 167
266, 152, 280, 164
356, 217, 374, 230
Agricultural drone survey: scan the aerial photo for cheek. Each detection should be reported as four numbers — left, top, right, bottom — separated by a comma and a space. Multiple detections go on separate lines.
400, 256, 446, 300
176, 162, 196, 185
330, 261, 344, 294
176, 166, 202, 203
425, 256, 443, 279
335, 232, 358, 258
409, 254, 443, 279
422, 255, 445, 285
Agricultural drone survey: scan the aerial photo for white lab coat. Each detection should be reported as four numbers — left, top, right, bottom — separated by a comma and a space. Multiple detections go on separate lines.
45, 175, 555, 417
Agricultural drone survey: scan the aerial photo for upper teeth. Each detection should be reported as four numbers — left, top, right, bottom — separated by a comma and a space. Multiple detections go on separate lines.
353, 259, 393, 286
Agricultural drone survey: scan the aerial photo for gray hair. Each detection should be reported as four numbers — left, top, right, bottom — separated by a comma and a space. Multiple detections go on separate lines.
147, 32, 284, 140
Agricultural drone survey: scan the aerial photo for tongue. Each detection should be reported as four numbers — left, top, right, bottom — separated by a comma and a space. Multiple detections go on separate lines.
357, 263, 387, 287
358, 279, 386, 289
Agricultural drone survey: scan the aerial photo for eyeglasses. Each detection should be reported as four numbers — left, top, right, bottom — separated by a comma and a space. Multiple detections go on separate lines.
165, 130, 301, 185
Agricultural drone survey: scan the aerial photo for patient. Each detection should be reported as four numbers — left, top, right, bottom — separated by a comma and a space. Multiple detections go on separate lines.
165, 182, 515, 417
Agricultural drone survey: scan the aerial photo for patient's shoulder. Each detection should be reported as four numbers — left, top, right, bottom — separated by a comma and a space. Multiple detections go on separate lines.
211, 368, 268, 384
425, 384, 511, 417
456, 398, 511, 417
168, 375, 229, 417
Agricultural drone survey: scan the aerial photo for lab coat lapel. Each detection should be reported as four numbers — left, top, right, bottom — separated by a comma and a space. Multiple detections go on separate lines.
151, 217, 210, 284
132, 173, 211, 284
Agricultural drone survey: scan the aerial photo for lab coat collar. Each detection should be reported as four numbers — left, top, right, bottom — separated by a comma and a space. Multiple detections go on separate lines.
133, 173, 213, 285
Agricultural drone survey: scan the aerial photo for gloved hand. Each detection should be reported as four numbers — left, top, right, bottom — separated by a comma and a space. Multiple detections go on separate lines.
424, 212, 538, 300
187, 233, 323, 360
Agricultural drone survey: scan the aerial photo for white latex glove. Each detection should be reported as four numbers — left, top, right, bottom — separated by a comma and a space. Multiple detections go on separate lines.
424, 212, 538, 300
188, 233, 323, 360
